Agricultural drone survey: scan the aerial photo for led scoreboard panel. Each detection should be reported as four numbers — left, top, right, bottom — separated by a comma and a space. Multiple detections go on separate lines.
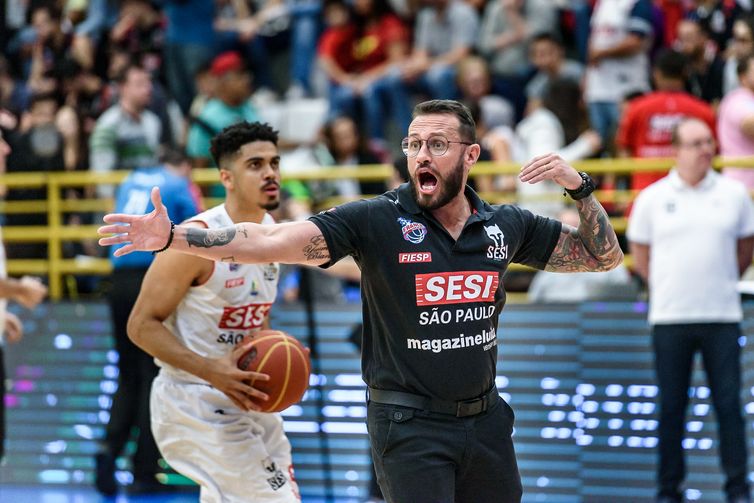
2, 301, 754, 502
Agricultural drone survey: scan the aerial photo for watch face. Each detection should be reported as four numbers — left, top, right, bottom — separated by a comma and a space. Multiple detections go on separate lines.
583, 173, 593, 188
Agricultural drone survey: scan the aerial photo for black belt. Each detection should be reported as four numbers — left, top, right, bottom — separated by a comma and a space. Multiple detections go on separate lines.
367, 386, 498, 418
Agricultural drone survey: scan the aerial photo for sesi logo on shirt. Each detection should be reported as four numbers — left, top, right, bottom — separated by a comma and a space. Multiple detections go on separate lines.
218, 303, 272, 329
415, 271, 499, 306
484, 224, 508, 261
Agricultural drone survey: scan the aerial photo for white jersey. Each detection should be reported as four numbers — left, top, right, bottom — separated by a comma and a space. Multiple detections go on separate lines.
158, 204, 280, 382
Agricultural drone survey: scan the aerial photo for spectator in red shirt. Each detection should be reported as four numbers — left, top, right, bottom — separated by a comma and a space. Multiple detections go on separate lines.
616, 48, 716, 191
317, 0, 409, 147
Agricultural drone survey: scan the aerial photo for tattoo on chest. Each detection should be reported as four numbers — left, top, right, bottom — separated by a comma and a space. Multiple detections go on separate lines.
302, 235, 329, 261
186, 227, 236, 248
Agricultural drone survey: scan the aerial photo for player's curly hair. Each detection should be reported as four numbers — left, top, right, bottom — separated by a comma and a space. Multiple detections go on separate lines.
210, 121, 279, 169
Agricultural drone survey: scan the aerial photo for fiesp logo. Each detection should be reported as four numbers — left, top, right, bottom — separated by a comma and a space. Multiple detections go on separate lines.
218, 303, 272, 329
399, 252, 432, 263
415, 271, 499, 306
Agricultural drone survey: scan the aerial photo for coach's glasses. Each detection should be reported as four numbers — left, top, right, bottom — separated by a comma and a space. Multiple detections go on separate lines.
401, 136, 472, 157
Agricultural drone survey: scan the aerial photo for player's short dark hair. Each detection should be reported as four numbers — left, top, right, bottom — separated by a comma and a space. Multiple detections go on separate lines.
412, 100, 476, 143
654, 48, 688, 80
210, 121, 279, 168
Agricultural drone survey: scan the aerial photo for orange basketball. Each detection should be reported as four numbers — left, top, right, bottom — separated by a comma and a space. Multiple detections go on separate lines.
237, 330, 311, 412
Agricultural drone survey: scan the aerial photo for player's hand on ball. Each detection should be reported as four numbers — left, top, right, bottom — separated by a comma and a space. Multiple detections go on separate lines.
236, 330, 311, 412
206, 340, 271, 412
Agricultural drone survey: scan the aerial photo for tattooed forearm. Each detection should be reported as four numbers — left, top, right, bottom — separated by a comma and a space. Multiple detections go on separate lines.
302, 235, 330, 261
185, 226, 236, 248
545, 195, 623, 272
237, 226, 248, 238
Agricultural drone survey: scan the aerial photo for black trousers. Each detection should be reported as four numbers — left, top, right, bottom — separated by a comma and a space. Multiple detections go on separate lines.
367, 394, 522, 503
103, 267, 160, 481
653, 323, 749, 500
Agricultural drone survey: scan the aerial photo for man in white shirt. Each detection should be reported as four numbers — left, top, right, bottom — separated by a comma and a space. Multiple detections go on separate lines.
627, 118, 754, 503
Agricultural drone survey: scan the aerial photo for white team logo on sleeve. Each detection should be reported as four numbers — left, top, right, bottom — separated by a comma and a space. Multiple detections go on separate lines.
484, 224, 508, 261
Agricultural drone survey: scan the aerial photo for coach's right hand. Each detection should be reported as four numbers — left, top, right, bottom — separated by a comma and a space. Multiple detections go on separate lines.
205, 340, 271, 412
98, 186, 172, 256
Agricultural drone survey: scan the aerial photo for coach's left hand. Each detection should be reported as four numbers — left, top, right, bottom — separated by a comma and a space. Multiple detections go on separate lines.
519, 153, 583, 190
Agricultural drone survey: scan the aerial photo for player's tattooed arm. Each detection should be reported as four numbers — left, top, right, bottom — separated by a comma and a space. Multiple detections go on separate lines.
185, 226, 237, 248
545, 195, 623, 273
302, 235, 330, 262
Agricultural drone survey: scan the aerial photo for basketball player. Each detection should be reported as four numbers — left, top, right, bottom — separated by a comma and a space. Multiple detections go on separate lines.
126, 122, 300, 502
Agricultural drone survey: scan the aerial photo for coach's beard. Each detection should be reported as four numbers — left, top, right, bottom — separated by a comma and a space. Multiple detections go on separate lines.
410, 155, 465, 211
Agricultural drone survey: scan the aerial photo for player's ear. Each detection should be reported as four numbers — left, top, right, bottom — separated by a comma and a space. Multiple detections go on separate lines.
218, 168, 233, 191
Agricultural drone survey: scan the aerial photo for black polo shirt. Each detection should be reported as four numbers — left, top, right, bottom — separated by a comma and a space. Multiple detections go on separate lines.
309, 183, 562, 401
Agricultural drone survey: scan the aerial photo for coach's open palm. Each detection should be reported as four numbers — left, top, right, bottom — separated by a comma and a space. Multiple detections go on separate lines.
98, 187, 172, 256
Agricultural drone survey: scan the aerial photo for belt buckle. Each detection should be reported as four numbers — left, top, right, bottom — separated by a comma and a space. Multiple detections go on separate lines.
456, 395, 487, 417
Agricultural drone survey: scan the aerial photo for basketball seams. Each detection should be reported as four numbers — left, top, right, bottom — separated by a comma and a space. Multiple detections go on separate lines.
238, 331, 310, 412
263, 341, 293, 412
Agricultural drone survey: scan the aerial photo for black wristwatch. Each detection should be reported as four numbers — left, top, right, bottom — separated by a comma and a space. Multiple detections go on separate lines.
564, 172, 596, 200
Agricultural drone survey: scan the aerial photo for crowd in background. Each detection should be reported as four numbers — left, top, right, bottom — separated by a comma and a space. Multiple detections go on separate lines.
2, 0, 754, 298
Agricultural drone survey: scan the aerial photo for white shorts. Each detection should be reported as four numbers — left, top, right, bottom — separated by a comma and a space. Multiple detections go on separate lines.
151, 372, 301, 503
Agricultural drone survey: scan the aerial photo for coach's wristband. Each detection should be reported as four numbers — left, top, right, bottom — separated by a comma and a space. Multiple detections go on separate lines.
152, 221, 175, 255
564, 172, 595, 201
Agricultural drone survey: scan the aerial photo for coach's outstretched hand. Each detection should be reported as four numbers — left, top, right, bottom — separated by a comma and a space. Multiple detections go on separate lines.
98, 186, 172, 256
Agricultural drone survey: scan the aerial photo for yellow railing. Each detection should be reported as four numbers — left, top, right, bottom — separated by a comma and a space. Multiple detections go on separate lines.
2, 156, 753, 299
